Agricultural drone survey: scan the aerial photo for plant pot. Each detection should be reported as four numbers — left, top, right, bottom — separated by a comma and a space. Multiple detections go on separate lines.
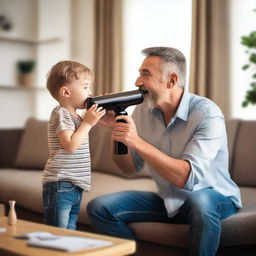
18, 73, 34, 87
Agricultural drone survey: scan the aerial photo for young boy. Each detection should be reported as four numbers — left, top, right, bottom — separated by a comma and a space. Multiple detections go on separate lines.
42, 61, 105, 230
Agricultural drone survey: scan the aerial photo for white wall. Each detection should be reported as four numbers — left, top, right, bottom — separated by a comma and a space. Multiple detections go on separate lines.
0, 0, 71, 128
35, 0, 71, 120
36, 0, 71, 87
0, 0, 37, 86
71, 0, 95, 70
0, 88, 37, 128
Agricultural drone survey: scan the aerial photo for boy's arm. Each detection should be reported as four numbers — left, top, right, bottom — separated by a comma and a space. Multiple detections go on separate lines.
58, 122, 92, 153
58, 105, 105, 152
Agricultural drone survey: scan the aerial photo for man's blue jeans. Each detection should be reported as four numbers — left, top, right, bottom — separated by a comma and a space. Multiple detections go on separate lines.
87, 188, 238, 256
43, 181, 83, 230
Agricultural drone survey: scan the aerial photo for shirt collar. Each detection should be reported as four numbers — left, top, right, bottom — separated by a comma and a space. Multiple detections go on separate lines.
174, 89, 190, 122
147, 89, 190, 126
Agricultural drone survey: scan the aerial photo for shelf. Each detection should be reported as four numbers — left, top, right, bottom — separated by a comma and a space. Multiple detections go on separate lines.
0, 35, 62, 45
0, 85, 45, 91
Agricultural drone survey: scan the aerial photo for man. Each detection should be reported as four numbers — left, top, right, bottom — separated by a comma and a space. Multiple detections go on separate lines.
87, 47, 242, 256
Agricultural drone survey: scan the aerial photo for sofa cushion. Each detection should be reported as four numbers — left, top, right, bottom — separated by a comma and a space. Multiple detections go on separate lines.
221, 203, 256, 245
15, 118, 49, 169
0, 129, 23, 168
232, 121, 256, 186
220, 186, 256, 245
89, 124, 151, 178
239, 186, 256, 207
131, 186, 256, 248
130, 200, 256, 248
0, 168, 157, 226
130, 222, 189, 248
0, 169, 43, 213
225, 119, 240, 171
1, 169, 255, 247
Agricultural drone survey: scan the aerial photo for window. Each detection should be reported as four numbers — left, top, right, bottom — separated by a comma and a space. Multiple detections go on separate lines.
230, 0, 256, 120
122, 0, 192, 91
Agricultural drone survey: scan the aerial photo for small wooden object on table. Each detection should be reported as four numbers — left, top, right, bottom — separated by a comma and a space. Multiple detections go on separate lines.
0, 204, 5, 217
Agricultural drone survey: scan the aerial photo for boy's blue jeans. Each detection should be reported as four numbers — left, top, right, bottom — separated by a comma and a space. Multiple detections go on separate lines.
87, 188, 238, 256
43, 181, 83, 230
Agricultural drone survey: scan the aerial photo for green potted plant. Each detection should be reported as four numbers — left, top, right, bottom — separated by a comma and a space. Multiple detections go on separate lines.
17, 60, 36, 87
241, 9, 256, 107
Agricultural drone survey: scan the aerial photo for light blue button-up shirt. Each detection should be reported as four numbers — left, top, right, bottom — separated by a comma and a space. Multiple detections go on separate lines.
131, 90, 242, 217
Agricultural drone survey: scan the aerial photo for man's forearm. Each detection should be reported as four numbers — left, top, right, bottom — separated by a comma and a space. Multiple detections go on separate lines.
133, 137, 191, 188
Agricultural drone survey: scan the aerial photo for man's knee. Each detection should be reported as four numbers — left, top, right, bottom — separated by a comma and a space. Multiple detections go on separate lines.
87, 195, 107, 217
187, 190, 213, 209
185, 189, 221, 223
87, 193, 121, 221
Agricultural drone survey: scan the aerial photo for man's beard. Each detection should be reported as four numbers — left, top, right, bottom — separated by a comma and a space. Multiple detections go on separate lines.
144, 92, 157, 108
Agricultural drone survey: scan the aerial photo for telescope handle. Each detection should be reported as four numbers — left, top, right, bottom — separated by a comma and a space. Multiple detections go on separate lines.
114, 111, 128, 155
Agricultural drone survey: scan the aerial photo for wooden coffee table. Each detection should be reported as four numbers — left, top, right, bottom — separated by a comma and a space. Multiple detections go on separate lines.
0, 217, 136, 256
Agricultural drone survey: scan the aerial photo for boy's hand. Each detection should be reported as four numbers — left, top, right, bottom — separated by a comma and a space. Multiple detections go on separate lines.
88, 93, 115, 128
83, 104, 106, 127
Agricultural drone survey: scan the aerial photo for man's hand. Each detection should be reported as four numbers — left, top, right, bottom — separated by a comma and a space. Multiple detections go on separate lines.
112, 115, 140, 150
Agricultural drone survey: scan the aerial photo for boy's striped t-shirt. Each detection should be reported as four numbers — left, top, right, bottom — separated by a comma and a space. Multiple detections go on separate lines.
43, 106, 91, 191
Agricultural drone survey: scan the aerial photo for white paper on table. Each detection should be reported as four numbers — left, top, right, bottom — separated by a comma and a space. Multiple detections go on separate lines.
16, 232, 113, 252
0, 227, 6, 232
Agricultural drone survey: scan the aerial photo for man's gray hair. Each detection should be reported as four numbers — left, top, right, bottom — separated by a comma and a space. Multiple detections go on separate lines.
141, 47, 186, 88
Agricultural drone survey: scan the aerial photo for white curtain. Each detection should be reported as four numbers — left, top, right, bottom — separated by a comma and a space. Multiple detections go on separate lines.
94, 0, 123, 95
189, 0, 231, 117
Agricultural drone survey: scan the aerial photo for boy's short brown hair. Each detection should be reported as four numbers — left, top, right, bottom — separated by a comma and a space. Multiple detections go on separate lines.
46, 61, 94, 100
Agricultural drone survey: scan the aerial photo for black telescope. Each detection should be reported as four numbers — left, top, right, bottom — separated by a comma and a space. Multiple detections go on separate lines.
86, 89, 147, 154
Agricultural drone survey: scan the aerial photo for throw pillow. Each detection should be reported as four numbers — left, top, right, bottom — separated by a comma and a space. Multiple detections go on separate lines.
15, 117, 49, 169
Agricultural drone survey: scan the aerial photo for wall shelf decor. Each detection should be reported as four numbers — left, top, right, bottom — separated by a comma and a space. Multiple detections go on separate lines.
0, 35, 62, 45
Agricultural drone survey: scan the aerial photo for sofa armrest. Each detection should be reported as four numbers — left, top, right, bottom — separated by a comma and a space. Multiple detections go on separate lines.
0, 129, 23, 168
